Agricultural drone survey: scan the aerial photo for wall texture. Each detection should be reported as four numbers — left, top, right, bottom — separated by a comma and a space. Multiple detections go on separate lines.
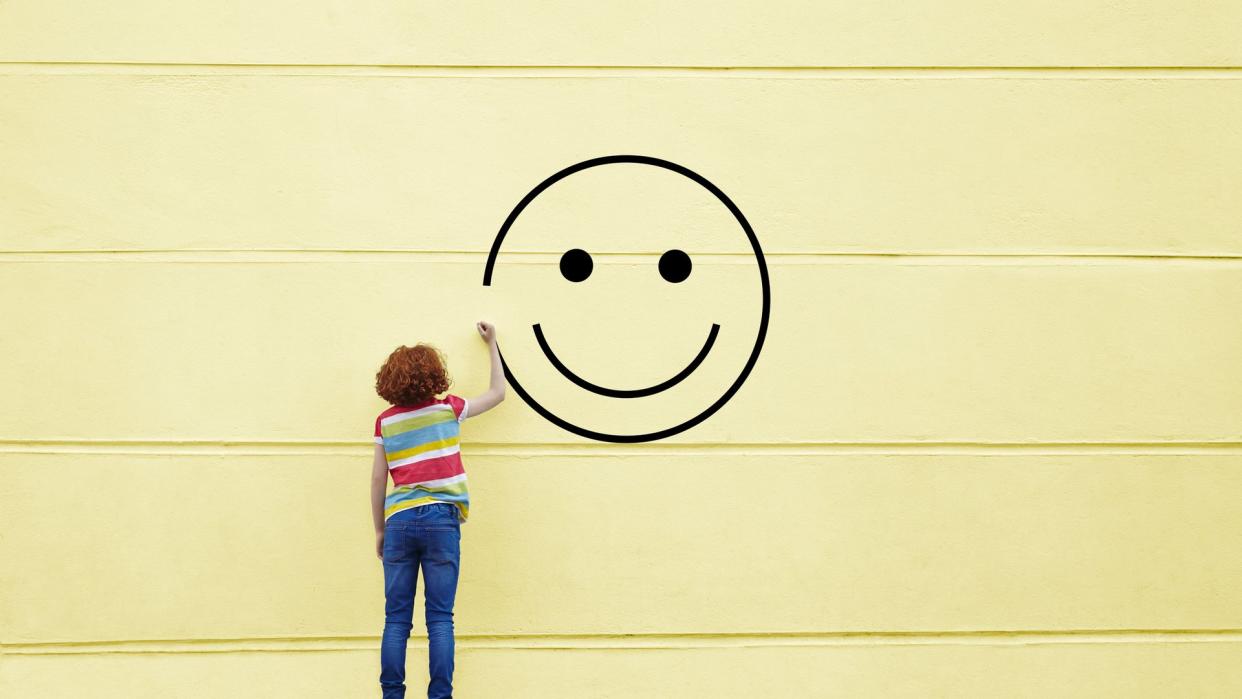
3, 2, 1242, 696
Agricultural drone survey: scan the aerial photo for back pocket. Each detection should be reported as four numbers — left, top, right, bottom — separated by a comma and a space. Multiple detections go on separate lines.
382, 528, 414, 564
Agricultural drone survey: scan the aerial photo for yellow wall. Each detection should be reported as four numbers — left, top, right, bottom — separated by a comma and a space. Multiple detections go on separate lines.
4, 3, 1242, 697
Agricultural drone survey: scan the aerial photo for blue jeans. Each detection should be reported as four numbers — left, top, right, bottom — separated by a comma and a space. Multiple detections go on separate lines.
380, 502, 461, 699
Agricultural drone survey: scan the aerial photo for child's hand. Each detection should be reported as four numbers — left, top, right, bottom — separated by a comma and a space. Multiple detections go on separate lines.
476, 320, 497, 344
375, 531, 385, 561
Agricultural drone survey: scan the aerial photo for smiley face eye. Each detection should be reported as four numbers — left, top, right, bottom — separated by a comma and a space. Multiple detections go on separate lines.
559, 248, 593, 282
658, 249, 692, 283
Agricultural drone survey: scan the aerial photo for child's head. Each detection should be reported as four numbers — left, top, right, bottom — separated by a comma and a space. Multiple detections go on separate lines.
375, 343, 451, 406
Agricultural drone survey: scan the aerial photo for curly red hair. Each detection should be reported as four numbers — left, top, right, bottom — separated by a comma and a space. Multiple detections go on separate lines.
375, 343, 452, 406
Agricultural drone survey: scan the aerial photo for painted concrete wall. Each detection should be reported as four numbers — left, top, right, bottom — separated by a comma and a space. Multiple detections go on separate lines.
3, 3, 1242, 696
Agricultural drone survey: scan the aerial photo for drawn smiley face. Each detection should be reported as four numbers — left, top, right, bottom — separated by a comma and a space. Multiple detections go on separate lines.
483, 155, 770, 443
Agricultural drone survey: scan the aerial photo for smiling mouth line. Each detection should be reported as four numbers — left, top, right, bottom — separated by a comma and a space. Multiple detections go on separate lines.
532, 322, 721, 398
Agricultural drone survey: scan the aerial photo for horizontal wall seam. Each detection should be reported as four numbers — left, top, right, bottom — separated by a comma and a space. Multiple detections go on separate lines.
10, 630, 1242, 655
3, 440, 1242, 457
2, 251, 1242, 266
5, 63, 1242, 79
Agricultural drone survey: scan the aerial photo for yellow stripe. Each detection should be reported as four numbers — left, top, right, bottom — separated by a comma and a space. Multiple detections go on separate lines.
384, 499, 470, 520
385, 497, 439, 517
386, 436, 459, 463
380, 408, 454, 439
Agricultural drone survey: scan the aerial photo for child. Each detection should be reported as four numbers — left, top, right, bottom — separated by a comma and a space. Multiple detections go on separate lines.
371, 320, 505, 699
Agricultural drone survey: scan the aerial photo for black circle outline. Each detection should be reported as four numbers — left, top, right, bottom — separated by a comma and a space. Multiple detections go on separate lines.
482, 154, 771, 443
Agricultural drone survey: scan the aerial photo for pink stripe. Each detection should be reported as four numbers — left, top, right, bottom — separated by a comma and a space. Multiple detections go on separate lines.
391, 456, 465, 486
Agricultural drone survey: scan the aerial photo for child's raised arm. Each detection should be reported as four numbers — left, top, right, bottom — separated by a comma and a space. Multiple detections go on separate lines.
463, 320, 506, 419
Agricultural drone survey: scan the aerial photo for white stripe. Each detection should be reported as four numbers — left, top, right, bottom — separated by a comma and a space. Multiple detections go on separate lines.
388, 444, 460, 469
374, 436, 384, 444
380, 403, 454, 427
393, 473, 468, 490
459, 398, 469, 422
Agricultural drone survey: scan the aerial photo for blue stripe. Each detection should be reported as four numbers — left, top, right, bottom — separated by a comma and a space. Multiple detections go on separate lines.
383, 420, 461, 453
386, 488, 469, 507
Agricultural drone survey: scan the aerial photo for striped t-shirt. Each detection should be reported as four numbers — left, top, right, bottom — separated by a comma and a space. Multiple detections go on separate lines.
374, 394, 470, 523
